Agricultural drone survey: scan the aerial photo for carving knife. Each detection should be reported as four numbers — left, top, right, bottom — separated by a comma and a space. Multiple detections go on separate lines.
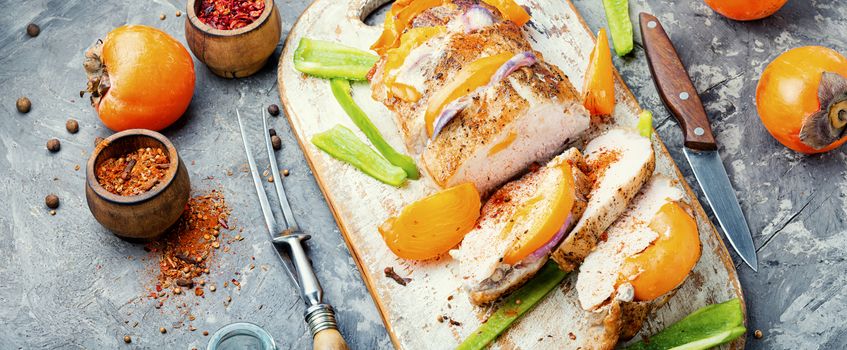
639, 13, 758, 271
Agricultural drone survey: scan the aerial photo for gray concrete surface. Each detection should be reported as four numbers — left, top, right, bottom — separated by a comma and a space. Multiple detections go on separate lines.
1, 0, 845, 349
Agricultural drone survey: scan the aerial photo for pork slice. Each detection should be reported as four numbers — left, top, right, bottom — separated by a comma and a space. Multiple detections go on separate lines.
574, 176, 697, 346
451, 149, 590, 305
551, 129, 655, 271
576, 176, 684, 311
371, 22, 589, 193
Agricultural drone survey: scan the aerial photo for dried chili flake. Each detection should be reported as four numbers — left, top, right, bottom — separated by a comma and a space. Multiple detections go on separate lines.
197, 0, 266, 30
96, 147, 169, 196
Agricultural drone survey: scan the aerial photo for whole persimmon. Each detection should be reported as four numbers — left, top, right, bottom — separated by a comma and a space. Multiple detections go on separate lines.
756, 46, 847, 154
83, 25, 195, 131
703, 0, 788, 21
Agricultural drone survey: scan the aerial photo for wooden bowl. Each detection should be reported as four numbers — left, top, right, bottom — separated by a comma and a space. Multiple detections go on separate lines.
184, 0, 282, 78
85, 129, 190, 240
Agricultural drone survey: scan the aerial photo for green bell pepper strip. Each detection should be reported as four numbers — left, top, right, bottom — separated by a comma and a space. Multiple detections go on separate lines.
602, 0, 634, 56
311, 125, 407, 187
637, 109, 653, 138
625, 298, 746, 350
330, 79, 420, 179
455, 261, 569, 350
293, 38, 378, 81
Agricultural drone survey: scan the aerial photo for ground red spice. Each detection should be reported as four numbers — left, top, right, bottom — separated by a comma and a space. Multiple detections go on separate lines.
197, 0, 266, 30
146, 190, 231, 298
96, 147, 169, 196
586, 148, 621, 189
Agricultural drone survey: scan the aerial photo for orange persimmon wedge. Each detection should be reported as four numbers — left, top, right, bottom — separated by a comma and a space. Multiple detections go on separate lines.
379, 183, 481, 260
582, 28, 616, 116
384, 26, 446, 102
371, 0, 448, 55
481, 0, 531, 26
425, 52, 515, 136
501, 163, 575, 265
619, 202, 702, 301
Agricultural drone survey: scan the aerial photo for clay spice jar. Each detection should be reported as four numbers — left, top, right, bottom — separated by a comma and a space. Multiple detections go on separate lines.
96, 147, 170, 196
184, 0, 281, 78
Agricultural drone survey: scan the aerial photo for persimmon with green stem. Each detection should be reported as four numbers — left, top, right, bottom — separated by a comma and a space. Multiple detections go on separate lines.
756, 46, 847, 154
83, 25, 195, 131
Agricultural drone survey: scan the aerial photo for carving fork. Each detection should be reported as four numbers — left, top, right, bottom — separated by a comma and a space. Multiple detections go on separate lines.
237, 108, 349, 350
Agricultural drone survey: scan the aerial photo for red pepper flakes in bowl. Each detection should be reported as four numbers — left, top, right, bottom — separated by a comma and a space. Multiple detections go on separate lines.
197, 0, 266, 30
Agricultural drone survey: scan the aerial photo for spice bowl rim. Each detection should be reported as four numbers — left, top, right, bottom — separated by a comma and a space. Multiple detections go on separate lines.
185, 0, 275, 37
86, 129, 180, 205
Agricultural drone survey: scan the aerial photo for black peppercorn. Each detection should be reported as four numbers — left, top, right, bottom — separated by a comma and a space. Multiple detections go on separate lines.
16, 97, 31, 113
46, 138, 61, 152
45, 194, 60, 209
26, 23, 40, 37
66, 119, 79, 134
267, 104, 280, 116
271, 135, 282, 150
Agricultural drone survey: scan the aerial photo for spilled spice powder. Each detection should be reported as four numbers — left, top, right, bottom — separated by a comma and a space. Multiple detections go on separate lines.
146, 190, 231, 298
96, 147, 170, 196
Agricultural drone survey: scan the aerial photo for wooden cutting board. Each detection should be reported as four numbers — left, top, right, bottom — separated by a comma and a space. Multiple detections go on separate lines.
277, 0, 745, 348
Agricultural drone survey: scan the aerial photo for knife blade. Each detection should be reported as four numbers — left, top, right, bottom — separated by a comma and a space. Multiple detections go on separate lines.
639, 12, 758, 271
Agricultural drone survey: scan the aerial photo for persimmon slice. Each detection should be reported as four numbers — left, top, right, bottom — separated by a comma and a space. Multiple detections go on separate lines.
501, 163, 575, 265
383, 26, 446, 102
582, 28, 615, 116
620, 202, 701, 301
379, 183, 481, 260
425, 52, 515, 137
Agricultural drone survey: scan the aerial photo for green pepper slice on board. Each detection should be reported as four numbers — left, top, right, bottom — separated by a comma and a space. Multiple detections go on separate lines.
602, 0, 634, 56
311, 124, 407, 187
330, 79, 420, 179
294, 38, 378, 81
455, 261, 569, 350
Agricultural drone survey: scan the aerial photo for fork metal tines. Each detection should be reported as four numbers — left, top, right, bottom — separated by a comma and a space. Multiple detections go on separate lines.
236, 108, 299, 285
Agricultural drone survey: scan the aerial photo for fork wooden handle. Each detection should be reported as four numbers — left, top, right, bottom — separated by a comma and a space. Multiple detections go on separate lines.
314, 328, 349, 350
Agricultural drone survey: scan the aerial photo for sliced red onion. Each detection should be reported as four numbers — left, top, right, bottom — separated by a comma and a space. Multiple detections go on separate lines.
490, 51, 537, 85
526, 214, 573, 261
430, 51, 537, 139
461, 5, 496, 33
431, 96, 471, 139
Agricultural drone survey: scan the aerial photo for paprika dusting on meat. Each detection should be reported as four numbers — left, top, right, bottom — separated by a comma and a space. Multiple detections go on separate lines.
197, 0, 266, 30
585, 149, 621, 189
96, 147, 170, 196
146, 190, 232, 298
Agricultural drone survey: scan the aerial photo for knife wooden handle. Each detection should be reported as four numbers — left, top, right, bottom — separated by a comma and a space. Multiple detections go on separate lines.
639, 12, 717, 151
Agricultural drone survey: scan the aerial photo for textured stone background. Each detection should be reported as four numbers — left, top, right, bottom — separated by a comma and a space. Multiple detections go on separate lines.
0, 0, 845, 349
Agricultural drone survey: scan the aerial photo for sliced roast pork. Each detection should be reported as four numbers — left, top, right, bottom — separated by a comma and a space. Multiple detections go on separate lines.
450, 149, 591, 305
370, 3, 589, 194
571, 176, 702, 347
551, 128, 655, 271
